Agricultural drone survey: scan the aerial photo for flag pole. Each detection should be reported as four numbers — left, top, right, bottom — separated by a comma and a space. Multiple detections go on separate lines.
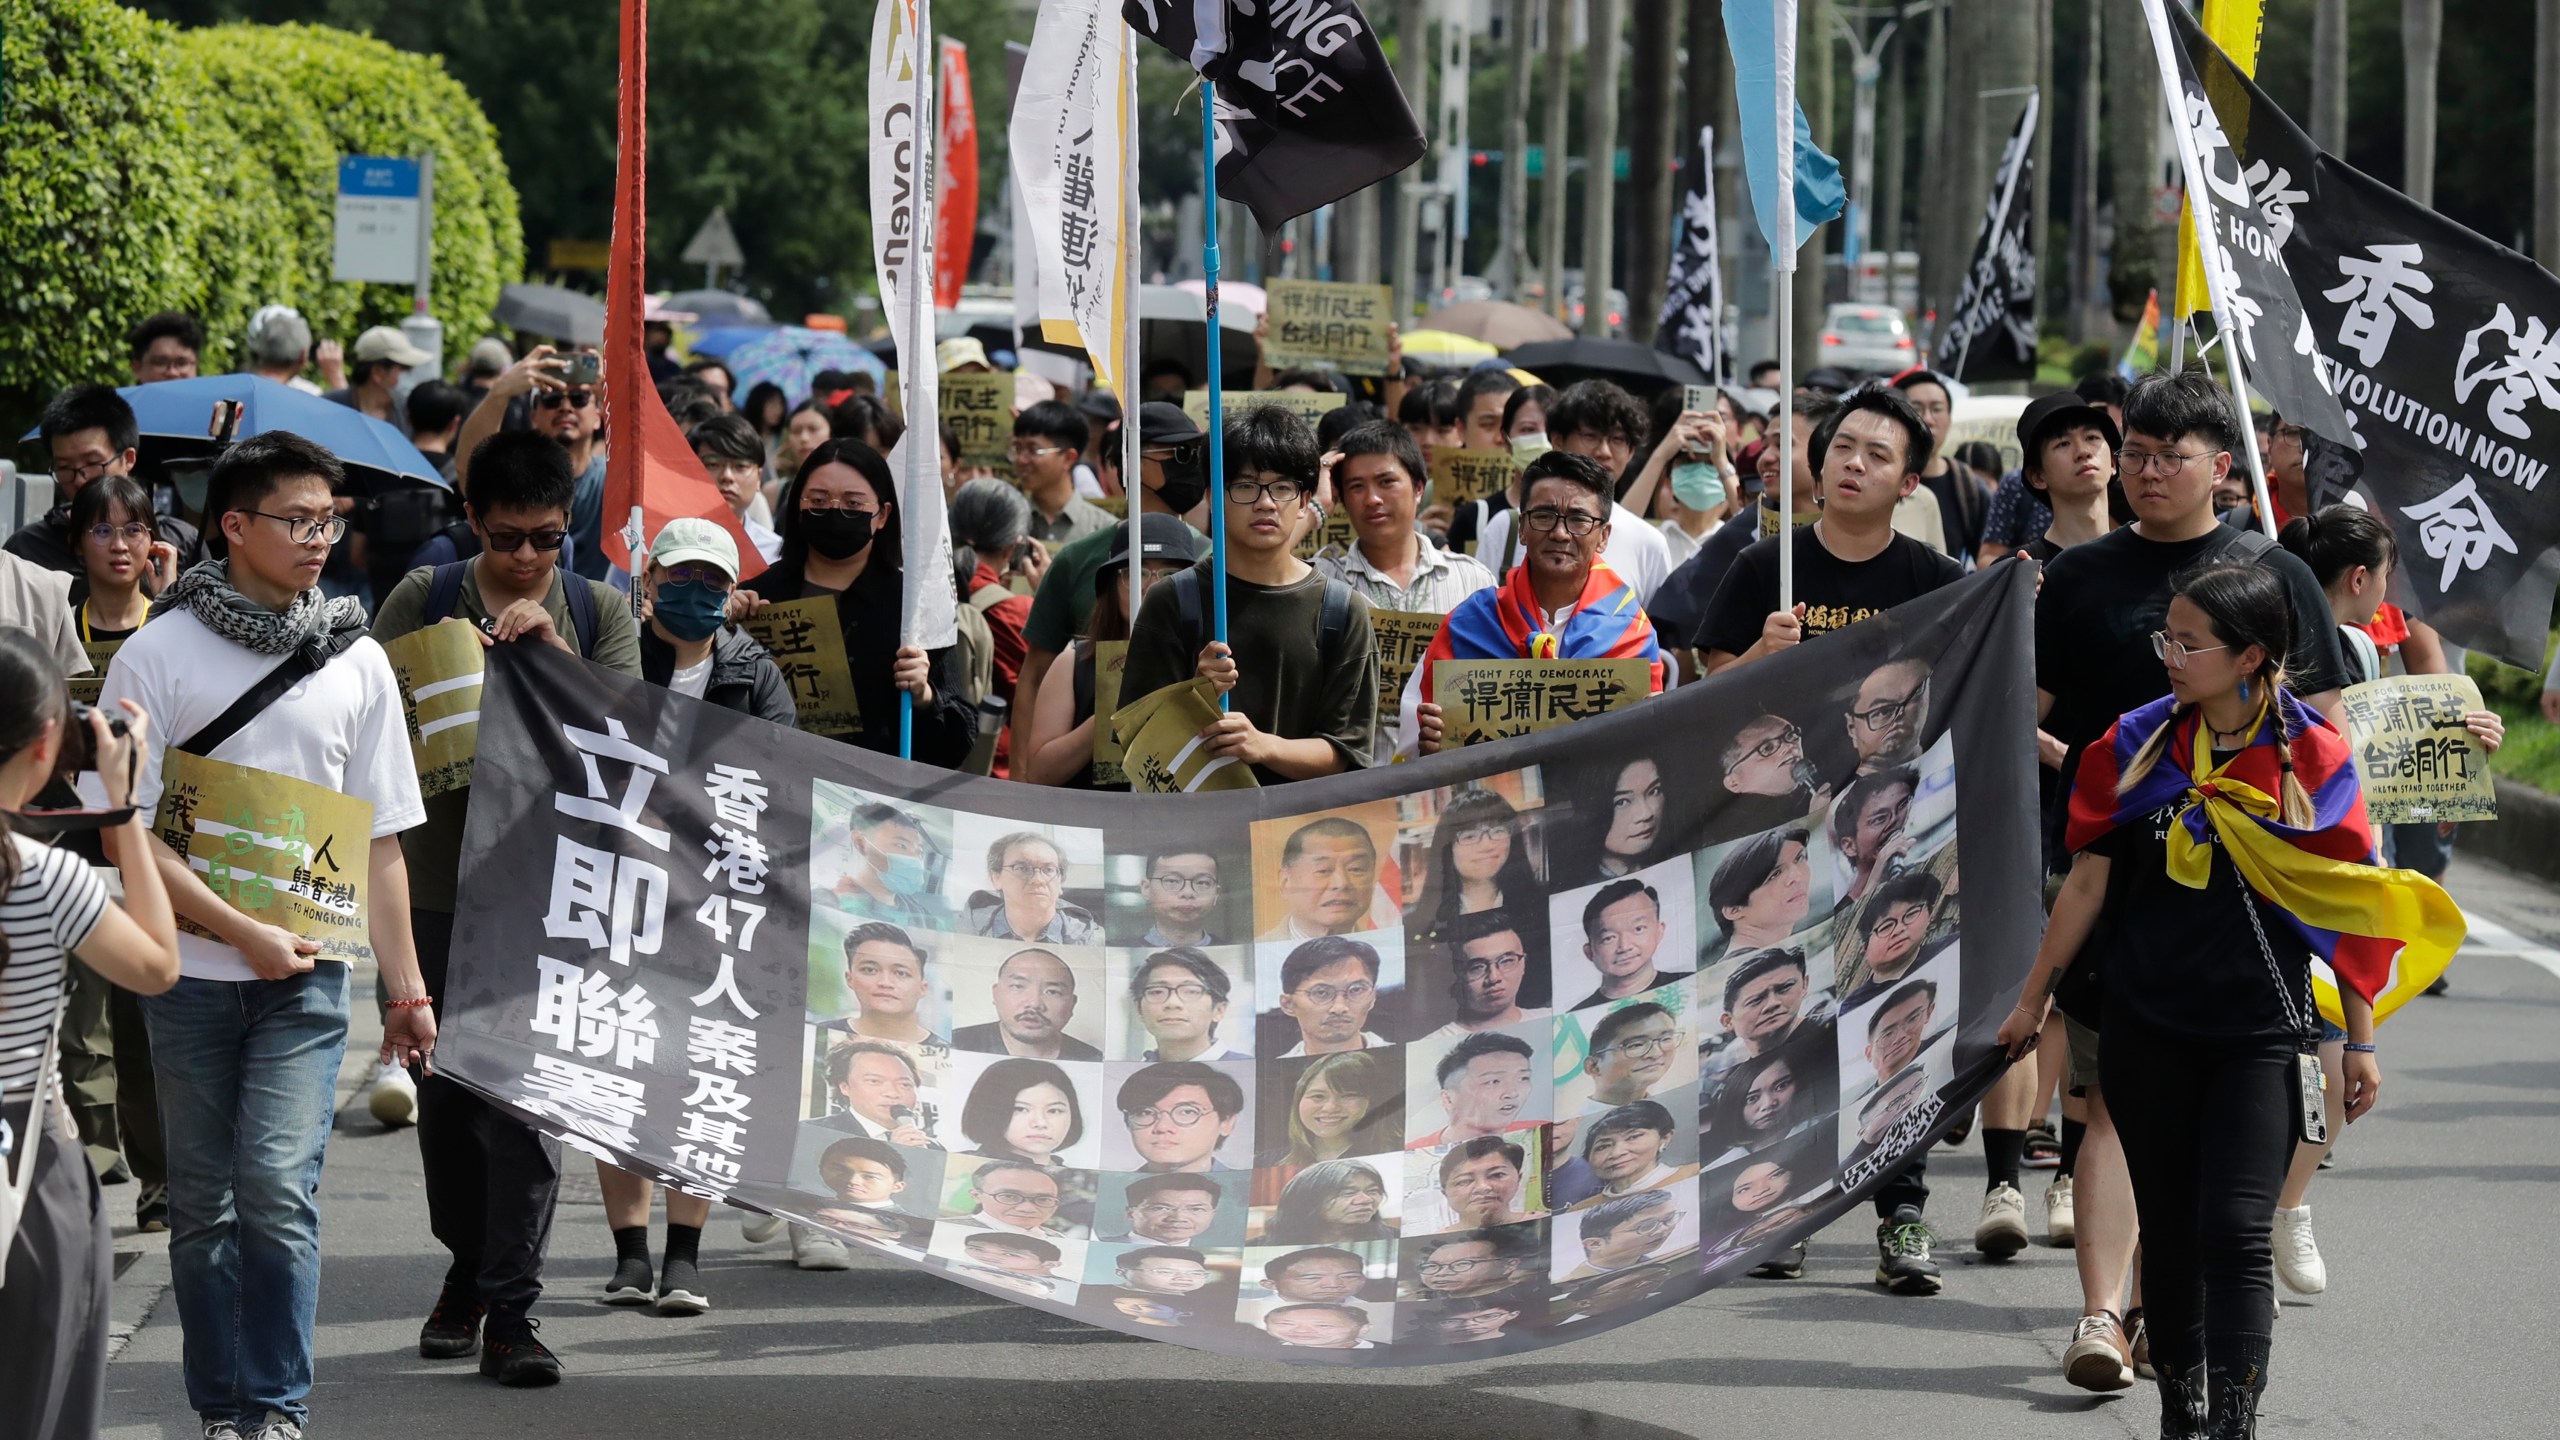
899, 0, 938, 759
1124, 29, 1144, 639
1201, 78, 1230, 708
1772, 0, 1799, 616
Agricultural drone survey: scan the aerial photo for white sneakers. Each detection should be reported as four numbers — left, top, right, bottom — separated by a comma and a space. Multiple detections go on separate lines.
1975, 1182, 2030, 1258
365, 1061, 417, 1127
739, 1210, 787, 1245
2045, 1174, 2077, 1248
2274, 1204, 2327, 1294
791, 1224, 853, 1271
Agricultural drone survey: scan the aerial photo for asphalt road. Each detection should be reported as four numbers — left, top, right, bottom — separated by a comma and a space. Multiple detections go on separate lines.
96, 856, 2560, 1440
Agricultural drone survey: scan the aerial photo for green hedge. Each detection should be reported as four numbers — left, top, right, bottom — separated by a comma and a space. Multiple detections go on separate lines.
0, 2, 521, 423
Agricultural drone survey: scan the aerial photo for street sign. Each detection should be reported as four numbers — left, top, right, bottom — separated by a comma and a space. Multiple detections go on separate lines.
681, 207, 744, 267
333, 156, 425, 285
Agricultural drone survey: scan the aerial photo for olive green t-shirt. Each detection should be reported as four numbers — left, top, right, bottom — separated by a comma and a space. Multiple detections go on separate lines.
370, 561, 643, 912
1121, 560, 1378, 783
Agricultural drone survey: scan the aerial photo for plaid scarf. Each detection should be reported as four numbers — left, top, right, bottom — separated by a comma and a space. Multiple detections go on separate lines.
150, 560, 368, 660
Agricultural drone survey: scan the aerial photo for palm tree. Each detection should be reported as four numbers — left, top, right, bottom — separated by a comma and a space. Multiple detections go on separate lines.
1581, 0, 1625, 337
2310, 0, 2349, 154
2405, 0, 2441, 206
1626, 0, 1682, 344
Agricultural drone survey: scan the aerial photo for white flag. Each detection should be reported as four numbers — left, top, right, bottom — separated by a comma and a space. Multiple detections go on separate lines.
869, 0, 957, 649
1010, 0, 1131, 394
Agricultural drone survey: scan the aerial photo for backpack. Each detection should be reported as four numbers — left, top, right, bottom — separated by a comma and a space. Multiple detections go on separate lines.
424, 560, 602, 659
1162, 565, 1354, 666
947, 582, 1015, 710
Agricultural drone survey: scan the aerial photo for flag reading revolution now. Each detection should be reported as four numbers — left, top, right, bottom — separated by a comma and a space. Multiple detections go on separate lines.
440, 566, 2042, 1364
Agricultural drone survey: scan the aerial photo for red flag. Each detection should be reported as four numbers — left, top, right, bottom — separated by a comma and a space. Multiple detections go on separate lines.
933, 38, 977, 311
605, 0, 763, 578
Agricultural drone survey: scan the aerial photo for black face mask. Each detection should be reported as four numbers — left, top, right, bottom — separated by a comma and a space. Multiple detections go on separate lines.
1152, 442, 1209, 515
799, 507, 876, 560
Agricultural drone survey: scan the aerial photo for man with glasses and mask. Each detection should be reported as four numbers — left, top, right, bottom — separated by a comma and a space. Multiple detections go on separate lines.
825, 802, 949, 929
454, 345, 613, 580
1123, 406, 1379, 784
1404, 451, 1667, 758
1010, 400, 1116, 547
1471, 381, 1672, 599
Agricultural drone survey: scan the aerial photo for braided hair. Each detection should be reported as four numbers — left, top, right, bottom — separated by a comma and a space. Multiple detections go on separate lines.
2114, 564, 2314, 827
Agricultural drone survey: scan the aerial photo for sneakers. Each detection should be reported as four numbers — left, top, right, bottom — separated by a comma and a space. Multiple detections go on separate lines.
2062, 1311, 2135, 1392
791, 1223, 854, 1271
2022, 1121, 2061, 1169
2044, 1174, 2077, 1248
740, 1209, 787, 1245
1874, 1206, 1942, 1295
1974, 1182, 2029, 1259
365, 1060, 417, 1128
248, 1414, 303, 1440
2126, 1307, 2154, 1379
603, 1253, 655, 1306
137, 1199, 169, 1234
656, 1257, 710, 1315
418, 1283, 485, 1359
1747, 1240, 1807, 1280
201, 1423, 246, 1440
2273, 1204, 2326, 1294
480, 1319, 564, 1387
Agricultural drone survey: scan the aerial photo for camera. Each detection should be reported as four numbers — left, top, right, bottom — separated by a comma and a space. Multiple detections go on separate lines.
59, 702, 131, 775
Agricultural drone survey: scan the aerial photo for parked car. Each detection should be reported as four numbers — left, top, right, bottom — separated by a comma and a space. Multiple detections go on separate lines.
1818, 303, 1917, 376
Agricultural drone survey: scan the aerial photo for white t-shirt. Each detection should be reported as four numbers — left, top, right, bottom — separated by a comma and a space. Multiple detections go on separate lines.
98, 609, 427, 982
669, 654, 715, 699
1475, 502, 1672, 604
1, 837, 108, 1095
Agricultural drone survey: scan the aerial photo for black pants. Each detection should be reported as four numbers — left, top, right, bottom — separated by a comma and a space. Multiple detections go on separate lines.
2100, 1021, 2294, 1384
0, 1122, 112, 1440
1873, 1149, 1927, 1219
413, 910, 562, 1325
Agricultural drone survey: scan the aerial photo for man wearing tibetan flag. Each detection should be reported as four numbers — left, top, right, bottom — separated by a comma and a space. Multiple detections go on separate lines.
1402, 452, 1665, 758
2001, 561, 2461, 1440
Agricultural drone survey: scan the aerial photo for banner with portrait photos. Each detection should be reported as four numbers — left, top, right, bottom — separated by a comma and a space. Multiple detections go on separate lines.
439, 565, 2040, 1364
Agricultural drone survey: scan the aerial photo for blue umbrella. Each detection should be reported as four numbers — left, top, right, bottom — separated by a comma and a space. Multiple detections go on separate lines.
682, 325, 783, 361
721, 327, 886, 406
23, 374, 448, 492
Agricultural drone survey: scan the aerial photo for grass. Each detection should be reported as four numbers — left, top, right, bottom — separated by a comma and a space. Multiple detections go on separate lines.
2481, 697, 2560, 795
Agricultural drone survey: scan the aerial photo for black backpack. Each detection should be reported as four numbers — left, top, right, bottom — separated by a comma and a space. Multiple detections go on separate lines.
423, 561, 602, 658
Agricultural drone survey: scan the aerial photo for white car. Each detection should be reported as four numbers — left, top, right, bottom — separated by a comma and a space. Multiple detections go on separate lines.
1818, 303, 1917, 376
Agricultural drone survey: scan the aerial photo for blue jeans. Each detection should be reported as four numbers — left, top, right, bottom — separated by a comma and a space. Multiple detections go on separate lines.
141, 967, 350, 1426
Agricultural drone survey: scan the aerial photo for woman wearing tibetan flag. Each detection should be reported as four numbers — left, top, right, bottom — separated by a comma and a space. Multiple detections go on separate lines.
1400, 452, 1666, 758
1998, 564, 2463, 1440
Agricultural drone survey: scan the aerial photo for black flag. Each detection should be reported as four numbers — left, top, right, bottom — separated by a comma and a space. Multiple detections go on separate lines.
1657, 126, 1729, 386
1122, 0, 1427, 229
1936, 92, 2038, 382
2167, 1, 2560, 669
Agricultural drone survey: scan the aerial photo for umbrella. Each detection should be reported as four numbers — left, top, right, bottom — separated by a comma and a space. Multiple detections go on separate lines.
1418, 299, 1575, 349
1399, 329, 1502, 369
1174, 278, 1268, 318
1138, 284, 1259, 389
722, 326, 888, 406
1497, 338, 1709, 397
21, 375, 447, 494
684, 326, 787, 361
663, 289, 773, 325
494, 283, 607, 346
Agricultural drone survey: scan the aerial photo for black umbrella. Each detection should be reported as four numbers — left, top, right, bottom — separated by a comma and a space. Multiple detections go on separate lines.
1499, 338, 1709, 397
664, 289, 773, 325
494, 284, 607, 346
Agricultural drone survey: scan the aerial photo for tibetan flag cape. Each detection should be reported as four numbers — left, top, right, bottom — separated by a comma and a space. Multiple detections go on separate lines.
1414, 559, 1667, 703
2067, 691, 2464, 1025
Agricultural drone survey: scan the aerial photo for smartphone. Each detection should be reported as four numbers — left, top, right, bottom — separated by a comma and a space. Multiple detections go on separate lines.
1682, 384, 1717, 455
2295, 1051, 2330, 1146
555, 351, 602, 388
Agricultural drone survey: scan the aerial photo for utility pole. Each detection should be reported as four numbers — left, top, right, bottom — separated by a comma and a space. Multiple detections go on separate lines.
1877, 6, 1907, 264
1794, 0, 1834, 363
1435, 4, 1472, 300
1542, 0, 1572, 318
1916, 0, 1950, 318
1833, 9, 1900, 298
1581, 0, 1625, 336
2104, 0, 2167, 320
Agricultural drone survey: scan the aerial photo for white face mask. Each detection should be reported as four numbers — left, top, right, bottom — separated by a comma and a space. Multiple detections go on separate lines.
1510, 432, 1552, 465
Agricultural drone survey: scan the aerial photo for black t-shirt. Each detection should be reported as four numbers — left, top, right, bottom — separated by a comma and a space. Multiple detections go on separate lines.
1920, 465, 1990, 559
2081, 751, 2314, 1042
1647, 504, 1765, 651
1696, 524, 1965, 657
2021, 533, 2066, 565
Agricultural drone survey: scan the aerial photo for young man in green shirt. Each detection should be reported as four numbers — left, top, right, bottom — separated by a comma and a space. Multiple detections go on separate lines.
369, 428, 641, 1385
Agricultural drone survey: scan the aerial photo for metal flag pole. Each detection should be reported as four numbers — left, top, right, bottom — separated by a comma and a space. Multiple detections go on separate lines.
1772, 0, 1800, 615
1125, 29, 1144, 639
1201, 78, 1230, 709
899, 0, 938, 758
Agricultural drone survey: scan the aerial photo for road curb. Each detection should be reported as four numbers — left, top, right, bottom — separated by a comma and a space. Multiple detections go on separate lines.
105, 1241, 170, 1363
2456, 780, 2560, 884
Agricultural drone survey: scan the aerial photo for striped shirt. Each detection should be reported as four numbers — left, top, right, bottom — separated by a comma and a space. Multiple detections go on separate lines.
1, 835, 109, 1097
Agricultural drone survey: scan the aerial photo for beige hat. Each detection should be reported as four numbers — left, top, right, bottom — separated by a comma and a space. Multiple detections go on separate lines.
352, 325, 433, 367
648, 516, 740, 579
936, 336, 995, 373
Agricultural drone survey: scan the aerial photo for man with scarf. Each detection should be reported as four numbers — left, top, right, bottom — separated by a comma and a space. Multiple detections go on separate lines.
93, 432, 436, 1438
1403, 451, 1667, 759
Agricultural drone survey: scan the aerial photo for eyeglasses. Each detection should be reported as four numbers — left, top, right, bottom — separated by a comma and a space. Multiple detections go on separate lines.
1139, 983, 1216, 1004
1624, 1213, 1680, 1236
1724, 724, 1802, 774
1595, 1032, 1679, 1060
1450, 823, 1509, 846
485, 528, 568, 554
1225, 478, 1308, 506
2149, 631, 2229, 667
999, 861, 1063, 883
57, 458, 120, 488
1417, 1257, 1504, 1275
1460, 953, 1527, 981
2115, 447, 2212, 477
1520, 507, 1604, 536
1847, 694, 1920, 732
1007, 442, 1066, 461
1123, 1103, 1216, 1128
1292, 982, 1375, 1007
1146, 872, 1217, 895
975, 1189, 1059, 1209
535, 389, 595, 410
659, 563, 734, 592
85, 522, 152, 547
1870, 904, 1932, 938
244, 511, 348, 546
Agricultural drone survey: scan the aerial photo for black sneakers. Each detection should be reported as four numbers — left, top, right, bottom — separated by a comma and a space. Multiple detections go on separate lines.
480, 1318, 564, 1387
655, 1257, 710, 1316
1748, 1240, 1808, 1280
418, 1284, 485, 1359
1874, 1205, 1943, 1295
603, 1254, 655, 1306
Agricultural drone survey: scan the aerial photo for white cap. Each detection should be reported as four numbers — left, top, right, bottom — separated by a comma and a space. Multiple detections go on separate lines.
353, 325, 433, 367
648, 516, 740, 579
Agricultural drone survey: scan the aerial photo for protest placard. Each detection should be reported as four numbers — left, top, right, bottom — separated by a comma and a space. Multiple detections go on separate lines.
1261, 279, 1396, 375
68, 636, 121, 706
1369, 608, 1444, 728
384, 622, 487, 798
940, 371, 1015, 475
2340, 674, 2498, 823
1090, 639, 1129, 787
1428, 446, 1517, 506
1112, 678, 1260, 793
738, 597, 862, 737
1181, 390, 1341, 427
154, 753, 375, 962
1432, 658, 1653, 746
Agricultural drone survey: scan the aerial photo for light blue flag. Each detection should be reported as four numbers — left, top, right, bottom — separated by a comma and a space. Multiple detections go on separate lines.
1724, 0, 1846, 269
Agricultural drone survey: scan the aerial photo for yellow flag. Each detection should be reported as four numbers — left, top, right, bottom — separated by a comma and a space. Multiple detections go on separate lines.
2172, 0, 2268, 318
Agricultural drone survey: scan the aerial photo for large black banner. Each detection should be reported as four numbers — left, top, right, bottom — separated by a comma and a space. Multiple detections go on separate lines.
442, 566, 2038, 1363
2166, 2, 2560, 670
1937, 91, 2039, 383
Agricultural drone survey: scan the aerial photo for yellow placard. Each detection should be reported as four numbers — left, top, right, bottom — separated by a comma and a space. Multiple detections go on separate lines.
1182, 390, 1342, 427
739, 597, 862, 738
1369, 609, 1445, 725
1112, 679, 1260, 793
1088, 493, 1129, 520
154, 752, 375, 962
1262, 279, 1397, 376
383, 622, 487, 799
1089, 640, 1130, 788
1429, 446, 1519, 506
941, 371, 1016, 476
2339, 674, 2497, 824
1432, 658, 1652, 747
1293, 506, 1356, 561
68, 635, 123, 705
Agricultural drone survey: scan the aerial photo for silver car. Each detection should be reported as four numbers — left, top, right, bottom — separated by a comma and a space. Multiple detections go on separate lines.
1818, 303, 1918, 377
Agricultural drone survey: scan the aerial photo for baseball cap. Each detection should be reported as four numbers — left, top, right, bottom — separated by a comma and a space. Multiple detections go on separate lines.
936, 337, 995, 373
1100, 512, 1208, 573
2015, 392, 2122, 459
467, 337, 514, 377
1076, 391, 1124, 425
1136, 401, 1205, 447
648, 516, 741, 580
353, 325, 434, 368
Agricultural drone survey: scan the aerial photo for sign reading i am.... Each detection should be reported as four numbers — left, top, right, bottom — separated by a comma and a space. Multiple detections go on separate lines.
155, 754, 375, 962
334, 156, 425, 286
1262, 280, 1397, 375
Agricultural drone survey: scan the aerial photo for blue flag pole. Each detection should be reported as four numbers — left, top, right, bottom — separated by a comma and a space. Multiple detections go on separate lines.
1201, 80, 1230, 710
